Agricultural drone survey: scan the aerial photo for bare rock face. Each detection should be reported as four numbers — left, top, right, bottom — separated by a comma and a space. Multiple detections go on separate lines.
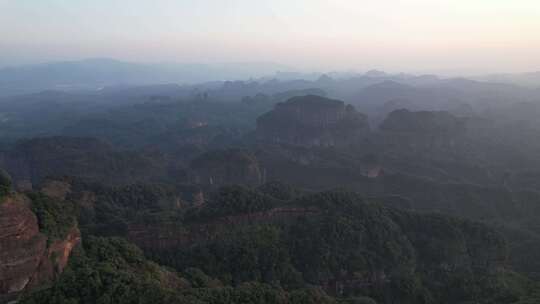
256, 95, 370, 147
0, 195, 46, 295
0, 195, 80, 300
28, 228, 81, 288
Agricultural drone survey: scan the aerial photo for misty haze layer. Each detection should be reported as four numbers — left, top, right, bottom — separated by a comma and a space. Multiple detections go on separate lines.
1, 0, 540, 73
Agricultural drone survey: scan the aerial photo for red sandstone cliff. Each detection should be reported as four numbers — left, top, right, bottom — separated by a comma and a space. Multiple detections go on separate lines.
0, 195, 80, 301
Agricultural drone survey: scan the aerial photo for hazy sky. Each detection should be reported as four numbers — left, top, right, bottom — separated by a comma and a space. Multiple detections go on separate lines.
1, 0, 539, 74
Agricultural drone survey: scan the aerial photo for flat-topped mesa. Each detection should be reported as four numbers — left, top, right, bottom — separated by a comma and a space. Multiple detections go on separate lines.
256, 95, 370, 147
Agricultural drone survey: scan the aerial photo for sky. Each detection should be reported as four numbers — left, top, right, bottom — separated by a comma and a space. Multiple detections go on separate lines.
1, 0, 540, 74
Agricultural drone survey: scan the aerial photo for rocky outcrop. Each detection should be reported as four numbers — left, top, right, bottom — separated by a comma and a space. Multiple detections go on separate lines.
256, 95, 370, 147
0, 195, 46, 296
27, 228, 81, 289
0, 194, 80, 300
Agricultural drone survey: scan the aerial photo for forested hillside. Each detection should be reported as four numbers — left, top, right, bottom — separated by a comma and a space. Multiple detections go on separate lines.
2, 74, 540, 304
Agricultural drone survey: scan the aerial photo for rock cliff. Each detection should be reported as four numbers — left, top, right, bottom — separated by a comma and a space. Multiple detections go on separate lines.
0, 195, 45, 296
0, 194, 80, 301
256, 95, 370, 147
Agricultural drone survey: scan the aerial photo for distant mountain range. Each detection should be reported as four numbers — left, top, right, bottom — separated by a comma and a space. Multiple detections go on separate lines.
0, 58, 292, 96
475, 72, 540, 88
0, 58, 539, 97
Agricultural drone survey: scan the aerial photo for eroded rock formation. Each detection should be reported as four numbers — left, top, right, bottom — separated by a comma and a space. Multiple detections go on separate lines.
0, 195, 45, 296
256, 95, 370, 147
0, 194, 80, 301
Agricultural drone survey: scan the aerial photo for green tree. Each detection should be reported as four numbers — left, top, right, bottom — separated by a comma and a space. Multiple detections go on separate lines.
0, 168, 12, 197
